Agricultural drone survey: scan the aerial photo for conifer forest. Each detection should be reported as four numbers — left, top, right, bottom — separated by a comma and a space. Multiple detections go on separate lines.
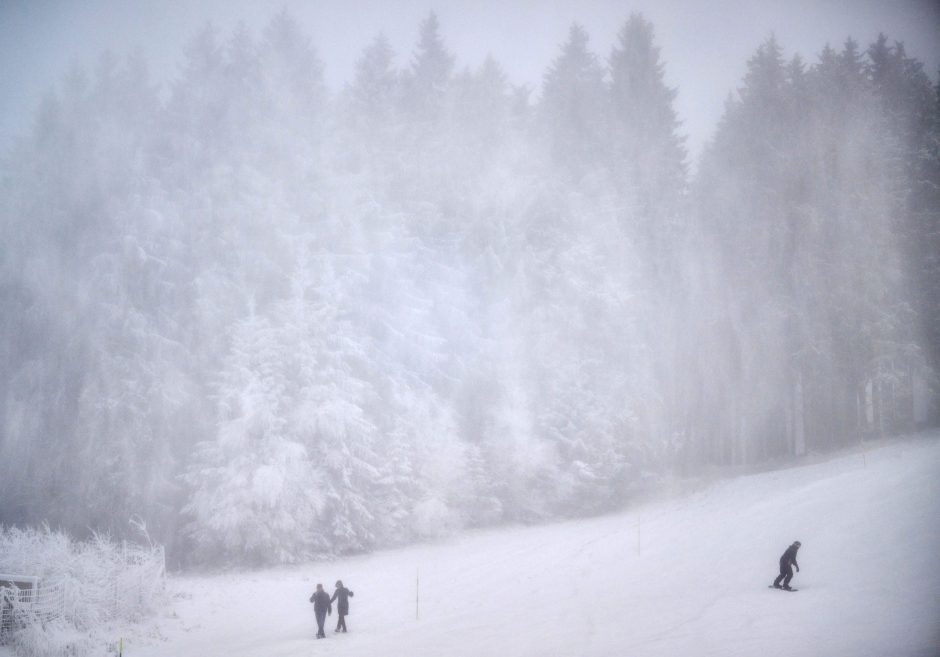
1, 10, 938, 566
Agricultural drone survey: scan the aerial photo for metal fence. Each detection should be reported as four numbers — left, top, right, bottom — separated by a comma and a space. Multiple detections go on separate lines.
0, 543, 164, 643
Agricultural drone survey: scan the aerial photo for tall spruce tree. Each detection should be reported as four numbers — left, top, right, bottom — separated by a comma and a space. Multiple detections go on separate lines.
402, 12, 454, 123
608, 14, 689, 454
608, 14, 686, 232
540, 24, 607, 177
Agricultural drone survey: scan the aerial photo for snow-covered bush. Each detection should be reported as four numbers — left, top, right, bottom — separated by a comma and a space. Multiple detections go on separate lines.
0, 525, 165, 657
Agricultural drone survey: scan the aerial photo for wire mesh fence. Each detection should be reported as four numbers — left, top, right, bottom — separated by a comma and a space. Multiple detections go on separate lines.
0, 542, 165, 645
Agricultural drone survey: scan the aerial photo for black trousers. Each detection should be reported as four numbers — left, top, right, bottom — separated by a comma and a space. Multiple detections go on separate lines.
774, 563, 794, 587
336, 612, 347, 632
315, 611, 327, 637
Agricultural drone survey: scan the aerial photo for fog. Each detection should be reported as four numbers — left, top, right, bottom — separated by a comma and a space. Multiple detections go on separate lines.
3, 0, 939, 158
0, 2, 938, 567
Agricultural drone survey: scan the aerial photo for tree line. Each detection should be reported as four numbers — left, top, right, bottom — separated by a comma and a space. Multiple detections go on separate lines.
0, 11, 937, 565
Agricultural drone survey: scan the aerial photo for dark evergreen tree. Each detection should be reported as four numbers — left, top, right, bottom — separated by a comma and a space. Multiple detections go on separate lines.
608, 14, 686, 229
693, 36, 796, 464
867, 36, 940, 427
607, 14, 690, 456
349, 33, 399, 127
540, 24, 607, 177
402, 12, 454, 123
915, 76, 940, 423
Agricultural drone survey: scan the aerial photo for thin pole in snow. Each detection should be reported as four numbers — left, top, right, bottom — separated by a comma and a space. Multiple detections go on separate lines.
416, 568, 420, 621
637, 515, 642, 557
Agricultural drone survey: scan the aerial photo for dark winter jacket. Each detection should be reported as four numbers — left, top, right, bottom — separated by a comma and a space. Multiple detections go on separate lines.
310, 590, 332, 616
331, 586, 354, 615
780, 544, 800, 569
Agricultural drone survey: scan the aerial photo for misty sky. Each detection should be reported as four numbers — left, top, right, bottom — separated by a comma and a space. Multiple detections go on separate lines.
1, 0, 938, 163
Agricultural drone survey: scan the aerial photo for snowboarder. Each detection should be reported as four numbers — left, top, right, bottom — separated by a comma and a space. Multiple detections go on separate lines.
772, 541, 801, 590
309, 583, 332, 638
330, 579, 354, 633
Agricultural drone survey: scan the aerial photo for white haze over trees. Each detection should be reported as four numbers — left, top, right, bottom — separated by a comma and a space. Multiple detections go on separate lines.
0, 10, 937, 566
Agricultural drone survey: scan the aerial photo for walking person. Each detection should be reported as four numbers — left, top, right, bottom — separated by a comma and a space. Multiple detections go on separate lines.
309, 583, 332, 638
772, 541, 801, 590
330, 580, 355, 633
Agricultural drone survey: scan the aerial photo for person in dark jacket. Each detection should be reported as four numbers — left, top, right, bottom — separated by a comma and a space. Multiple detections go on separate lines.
330, 580, 355, 633
309, 583, 332, 638
772, 541, 801, 590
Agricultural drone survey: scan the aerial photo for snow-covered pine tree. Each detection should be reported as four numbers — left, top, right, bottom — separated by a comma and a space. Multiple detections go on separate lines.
183, 311, 324, 564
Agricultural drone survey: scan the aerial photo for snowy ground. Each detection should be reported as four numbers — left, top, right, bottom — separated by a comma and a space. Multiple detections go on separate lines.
110, 435, 940, 655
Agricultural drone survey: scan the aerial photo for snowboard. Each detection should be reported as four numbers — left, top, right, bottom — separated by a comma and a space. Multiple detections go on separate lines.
768, 585, 798, 592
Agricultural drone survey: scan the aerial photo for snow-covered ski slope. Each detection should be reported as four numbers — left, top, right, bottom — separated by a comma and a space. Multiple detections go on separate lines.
139, 435, 940, 657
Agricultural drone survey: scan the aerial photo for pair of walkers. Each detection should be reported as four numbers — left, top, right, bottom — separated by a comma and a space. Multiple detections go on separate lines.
309, 580, 354, 638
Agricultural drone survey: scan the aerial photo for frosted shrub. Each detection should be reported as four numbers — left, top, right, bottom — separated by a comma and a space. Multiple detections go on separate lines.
8, 620, 93, 657
0, 526, 165, 657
